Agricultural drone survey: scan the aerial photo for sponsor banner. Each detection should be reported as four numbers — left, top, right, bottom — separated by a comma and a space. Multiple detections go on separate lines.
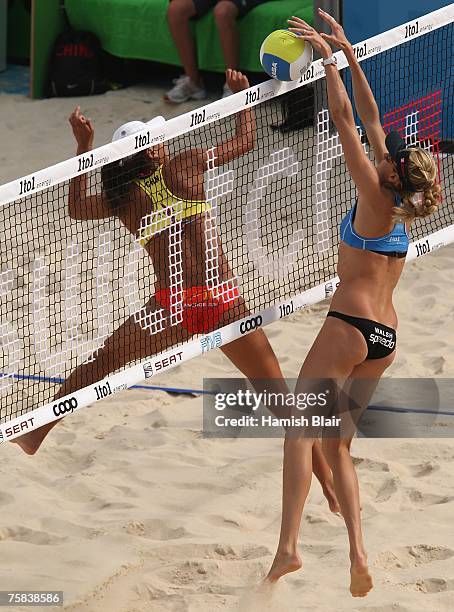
1, 4, 452, 207
2, 222, 454, 443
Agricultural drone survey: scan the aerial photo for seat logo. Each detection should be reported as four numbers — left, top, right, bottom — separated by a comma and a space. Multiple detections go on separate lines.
52, 397, 79, 417
240, 315, 263, 334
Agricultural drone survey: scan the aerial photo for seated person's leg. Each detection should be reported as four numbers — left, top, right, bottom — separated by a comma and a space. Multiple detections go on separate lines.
214, 0, 268, 97
166, 0, 213, 102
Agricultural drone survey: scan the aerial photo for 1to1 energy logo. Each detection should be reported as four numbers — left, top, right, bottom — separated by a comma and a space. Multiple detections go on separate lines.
353, 42, 382, 60
77, 152, 94, 172
415, 238, 431, 257
245, 88, 260, 105
52, 397, 79, 417
299, 64, 315, 84
19, 175, 51, 196
94, 380, 113, 400
190, 109, 206, 128
189, 108, 220, 128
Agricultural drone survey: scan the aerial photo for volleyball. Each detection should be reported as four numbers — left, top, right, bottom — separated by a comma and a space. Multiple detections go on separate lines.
260, 29, 313, 81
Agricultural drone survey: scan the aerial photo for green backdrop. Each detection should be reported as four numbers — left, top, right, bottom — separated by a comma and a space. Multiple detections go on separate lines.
65, 0, 313, 72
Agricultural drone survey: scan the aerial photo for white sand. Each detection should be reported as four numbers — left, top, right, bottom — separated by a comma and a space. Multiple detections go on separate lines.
1, 86, 454, 611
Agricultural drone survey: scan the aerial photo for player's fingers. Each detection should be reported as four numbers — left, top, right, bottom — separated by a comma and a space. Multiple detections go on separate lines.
320, 33, 337, 44
289, 16, 311, 28
318, 8, 337, 24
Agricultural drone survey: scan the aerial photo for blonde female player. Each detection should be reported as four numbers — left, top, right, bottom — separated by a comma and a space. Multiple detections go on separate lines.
13, 68, 339, 516
266, 10, 441, 597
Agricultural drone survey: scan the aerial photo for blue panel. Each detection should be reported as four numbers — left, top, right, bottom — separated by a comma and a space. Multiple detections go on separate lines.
261, 53, 291, 81
342, 0, 453, 139
342, 0, 452, 43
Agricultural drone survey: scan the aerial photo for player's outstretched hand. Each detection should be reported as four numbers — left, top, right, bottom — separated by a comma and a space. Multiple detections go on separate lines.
317, 8, 353, 53
69, 106, 94, 152
287, 16, 332, 59
226, 69, 250, 93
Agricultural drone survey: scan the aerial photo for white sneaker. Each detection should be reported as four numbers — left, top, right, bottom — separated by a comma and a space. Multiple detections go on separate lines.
222, 83, 234, 98
164, 75, 207, 103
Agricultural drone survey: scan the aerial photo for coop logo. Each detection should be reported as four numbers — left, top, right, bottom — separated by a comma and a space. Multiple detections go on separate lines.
143, 362, 154, 378
52, 397, 79, 417
240, 315, 263, 334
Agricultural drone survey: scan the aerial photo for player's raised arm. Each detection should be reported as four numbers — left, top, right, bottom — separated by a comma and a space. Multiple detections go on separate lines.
318, 9, 387, 161
288, 15, 379, 197
212, 70, 256, 166
68, 107, 113, 220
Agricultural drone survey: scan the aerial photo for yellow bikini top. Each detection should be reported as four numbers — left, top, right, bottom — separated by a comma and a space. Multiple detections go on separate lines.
134, 165, 211, 246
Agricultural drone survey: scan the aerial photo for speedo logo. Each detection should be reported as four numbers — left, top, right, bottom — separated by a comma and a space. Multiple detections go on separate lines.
52, 397, 79, 417
369, 333, 395, 350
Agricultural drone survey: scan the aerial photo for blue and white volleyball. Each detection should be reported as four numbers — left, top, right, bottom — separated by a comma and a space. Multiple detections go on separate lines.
260, 30, 313, 81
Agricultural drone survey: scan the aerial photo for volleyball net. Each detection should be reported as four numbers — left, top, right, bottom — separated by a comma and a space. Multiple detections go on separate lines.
0, 5, 453, 442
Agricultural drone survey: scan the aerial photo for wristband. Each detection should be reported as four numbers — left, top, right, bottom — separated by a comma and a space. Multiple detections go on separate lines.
323, 55, 338, 67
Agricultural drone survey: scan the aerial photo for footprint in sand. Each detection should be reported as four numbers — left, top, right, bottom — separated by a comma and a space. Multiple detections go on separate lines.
352, 457, 390, 472
375, 477, 399, 502
414, 577, 454, 593
214, 544, 270, 560
410, 461, 440, 477
375, 544, 454, 570
124, 519, 186, 541
0, 526, 67, 545
406, 488, 454, 506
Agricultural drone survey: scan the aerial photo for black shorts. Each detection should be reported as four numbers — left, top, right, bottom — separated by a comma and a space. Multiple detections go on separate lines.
192, 0, 269, 19
327, 311, 397, 360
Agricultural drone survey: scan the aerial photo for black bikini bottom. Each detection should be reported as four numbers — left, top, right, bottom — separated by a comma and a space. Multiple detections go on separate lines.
327, 311, 397, 360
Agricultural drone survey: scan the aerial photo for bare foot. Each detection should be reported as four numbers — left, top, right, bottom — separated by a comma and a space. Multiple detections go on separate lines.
265, 551, 302, 583
350, 561, 373, 597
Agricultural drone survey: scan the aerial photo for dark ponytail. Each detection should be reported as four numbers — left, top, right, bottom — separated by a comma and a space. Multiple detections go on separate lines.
101, 152, 152, 210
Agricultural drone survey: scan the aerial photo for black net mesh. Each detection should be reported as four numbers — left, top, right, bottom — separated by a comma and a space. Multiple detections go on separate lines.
0, 21, 453, 424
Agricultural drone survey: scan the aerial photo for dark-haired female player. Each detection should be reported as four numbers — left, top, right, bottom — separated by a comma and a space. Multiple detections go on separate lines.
266, 10, 441, 597
14, 69, 340, 518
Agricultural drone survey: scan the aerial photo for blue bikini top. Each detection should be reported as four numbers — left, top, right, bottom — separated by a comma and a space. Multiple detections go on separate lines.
340, 193, 409, 258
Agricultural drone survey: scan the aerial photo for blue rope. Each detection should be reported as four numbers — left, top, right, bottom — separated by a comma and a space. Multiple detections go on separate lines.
2, 372, 454, 415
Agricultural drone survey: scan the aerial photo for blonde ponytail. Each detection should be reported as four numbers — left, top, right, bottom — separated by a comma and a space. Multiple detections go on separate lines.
391, 148, 441, 223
